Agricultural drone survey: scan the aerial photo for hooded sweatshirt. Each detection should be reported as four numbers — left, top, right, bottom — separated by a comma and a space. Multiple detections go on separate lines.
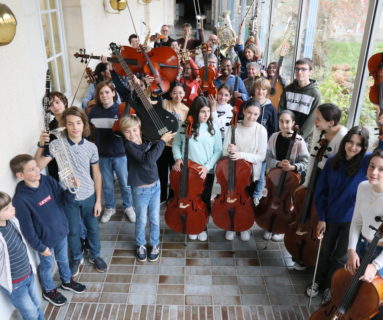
279, 79, 321, 139
256, 98, 278, 139
12, 174, 69, 253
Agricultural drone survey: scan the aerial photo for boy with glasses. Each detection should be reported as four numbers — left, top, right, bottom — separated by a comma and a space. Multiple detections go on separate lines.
279, 58, 321, 140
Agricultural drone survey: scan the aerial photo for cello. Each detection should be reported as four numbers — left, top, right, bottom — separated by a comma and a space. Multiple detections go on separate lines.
198, 43, 218, 97
310, 220, 383, 320
254, 126, 300, 235
368, 52, 383, 137
284, 135, 330, 267
211, 107, 255, 232
165, 116, 209, 234
109, 42, 178, 141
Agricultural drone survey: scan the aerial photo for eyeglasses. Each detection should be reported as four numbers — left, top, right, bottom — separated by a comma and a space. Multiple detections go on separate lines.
184, 68, 192, 70
161, 29, 169, 32
295, 67, 309, 72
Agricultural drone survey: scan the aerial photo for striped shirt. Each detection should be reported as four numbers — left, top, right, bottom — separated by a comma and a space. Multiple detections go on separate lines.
49, 137, 99, 200
0, 221, 30, 282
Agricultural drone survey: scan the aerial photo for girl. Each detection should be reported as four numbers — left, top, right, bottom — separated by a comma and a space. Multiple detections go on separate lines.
35, 106, 107, 277
293, 103, 348, 271
306, 126, 370, 302
172, 96, 222, 241
210, 84, 233, 140
345, 149, 383, 320
264, 110, 309, 241
88, 81, 135, 224
179, 59, 200, 107
157, 82, 189, 203
223, 99, 268, 241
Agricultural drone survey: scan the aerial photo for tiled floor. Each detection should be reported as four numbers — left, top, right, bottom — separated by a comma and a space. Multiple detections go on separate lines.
39, 200, 322, 320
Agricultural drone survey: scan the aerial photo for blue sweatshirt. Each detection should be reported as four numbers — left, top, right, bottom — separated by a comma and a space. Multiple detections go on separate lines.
13, 174, 70, 253
257, 99, 278, 139
124, 139, 165, 187
88, 102, 126, 157
314, 154, 371, 223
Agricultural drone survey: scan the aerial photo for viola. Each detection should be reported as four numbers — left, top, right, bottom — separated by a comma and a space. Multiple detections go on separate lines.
150, 34, 166, 42
198, 44, 217, 97
211, 107, 255, 232
268, 41, 289, 111
165, 116, 209, 234
310, 220, 383, 319
254, 127, 301, 235
368, 52, 383, 137
284, 136, 330, 267
111, 102, 136, 133
109, 42, 178, 141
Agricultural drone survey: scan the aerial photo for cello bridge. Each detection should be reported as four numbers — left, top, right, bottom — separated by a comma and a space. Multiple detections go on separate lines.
179, 202, 190, 209
226, 197, 237, 204
295, 228, 307, 236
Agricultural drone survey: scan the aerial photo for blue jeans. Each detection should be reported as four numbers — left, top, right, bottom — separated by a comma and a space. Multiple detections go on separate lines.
38, 236, 72, 291
132, 180, 161, 247
0, 273, 45, 320
253, 161, 266, 199
64, 193, 101, 261
99, 156, 132, 209
356, 236, 383, 278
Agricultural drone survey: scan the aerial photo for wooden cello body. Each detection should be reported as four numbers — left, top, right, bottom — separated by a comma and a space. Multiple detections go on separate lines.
165, 117, 209, 234
255, 128, 301, 235
284, 137, 329, 267
211, 108, 255, 231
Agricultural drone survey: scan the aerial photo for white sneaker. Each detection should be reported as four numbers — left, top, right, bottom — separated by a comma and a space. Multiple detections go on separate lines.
240, 230, 251, 241
225, 231, 235, 241
124, 207, 136, 223
101, 208, 115, 223
263, 231, 272, 240
197, 231, 208, 241
306, 282, 320, 298
271, 234, 284, 242
188, 234, 198, 240
293, 261, 308, 271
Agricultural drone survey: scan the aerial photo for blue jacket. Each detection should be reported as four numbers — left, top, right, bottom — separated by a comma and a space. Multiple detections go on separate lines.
257, 99, 278, 139
13, 175, 70, 252
214, 75, 249, 101
314, 154, 371, 223
88, 102, 126, 157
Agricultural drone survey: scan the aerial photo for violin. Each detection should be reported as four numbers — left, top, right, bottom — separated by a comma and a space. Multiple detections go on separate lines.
211, 107, 255, 232
254, 127, 301, 235
284, 136, 330, 267
368, 52, 383, 137
109, 42, 178, 141
310, 220, 383, 319
85, 67, 96, 84
165, 116, 209, 234
150, 34, 166, 42
199, 44, 217, 97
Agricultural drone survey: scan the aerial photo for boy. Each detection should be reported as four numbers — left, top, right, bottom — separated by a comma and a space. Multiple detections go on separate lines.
119, 115, 174, 262
0, 191, 45, 319
35, 106, 107, 277
279, 58, 321, 139
9, 155, 85, 307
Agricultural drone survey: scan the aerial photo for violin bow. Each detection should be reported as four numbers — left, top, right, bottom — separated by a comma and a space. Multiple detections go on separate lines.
70, 57, 92, 107
308, 231, 324, 309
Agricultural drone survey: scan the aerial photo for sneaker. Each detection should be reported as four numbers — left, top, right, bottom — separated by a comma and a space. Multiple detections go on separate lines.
70, 259, 83, 277
293, 261, 308, 271
272, 233, 284, 242
43, 289, 67, 306
148, 245, 160, 262
225, 231, 236, 241
124, 207, 136, 223
188, 234, 198, 240
263, 231, 272, 240
198, 231, 208, 241
61, 278, 86, 294
322, 288, 332, 303
101, 208, 115, 223
306, 282, 320, 298
240, 230, 251, 241
136, 245, 147, 262
253, 197, 260, 207
89, 257, 107, 273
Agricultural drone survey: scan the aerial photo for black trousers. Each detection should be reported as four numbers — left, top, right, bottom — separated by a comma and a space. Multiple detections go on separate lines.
157, 146, 175, 202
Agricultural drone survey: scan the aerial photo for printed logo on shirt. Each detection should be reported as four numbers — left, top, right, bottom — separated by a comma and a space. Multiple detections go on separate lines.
38, 195, 52, 206
285, 92, 315, 115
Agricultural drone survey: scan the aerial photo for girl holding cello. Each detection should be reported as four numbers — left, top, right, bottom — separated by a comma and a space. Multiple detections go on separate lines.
172, 96, 222, 241
223, 99, 268, 241
264, 110, 309, 241
306, 126, 370, 302
293, 103, 348, 271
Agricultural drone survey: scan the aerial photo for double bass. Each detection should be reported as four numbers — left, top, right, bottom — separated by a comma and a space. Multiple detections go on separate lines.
165, 116, 209, 234
284, 136, 330, 267
211, 107, 255, 232
109, 42, 178, 141
310, 220, 383, 319
254, 127, 300, 235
